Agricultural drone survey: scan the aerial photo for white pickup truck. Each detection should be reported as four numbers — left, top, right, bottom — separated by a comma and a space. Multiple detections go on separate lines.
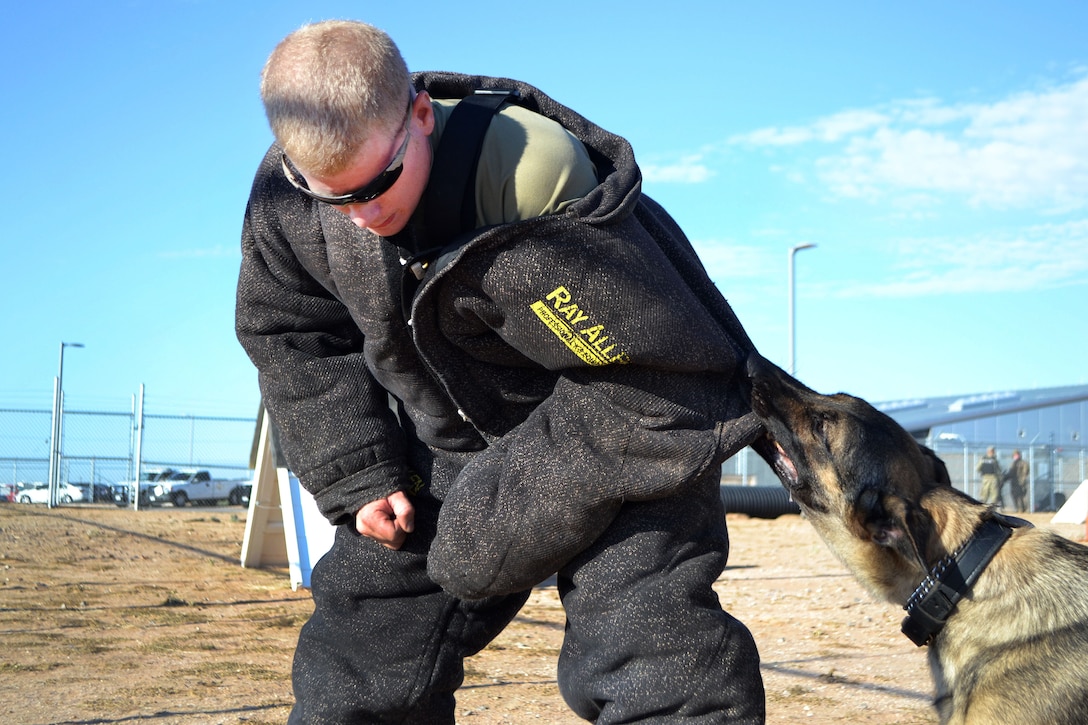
112, 467, 177, 507
167, 470, 252, 507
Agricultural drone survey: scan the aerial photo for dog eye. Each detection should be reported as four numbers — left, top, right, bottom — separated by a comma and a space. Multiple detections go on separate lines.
811, 413, 833, 442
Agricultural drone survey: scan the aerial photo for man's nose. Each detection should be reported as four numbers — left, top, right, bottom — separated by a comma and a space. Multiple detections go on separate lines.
340, 202, 377, 229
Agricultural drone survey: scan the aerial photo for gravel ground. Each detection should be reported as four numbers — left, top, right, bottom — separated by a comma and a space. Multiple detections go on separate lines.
1, 502, 1081, 724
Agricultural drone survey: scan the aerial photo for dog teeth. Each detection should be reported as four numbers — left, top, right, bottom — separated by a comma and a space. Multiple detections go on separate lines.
773, 441, 800, 483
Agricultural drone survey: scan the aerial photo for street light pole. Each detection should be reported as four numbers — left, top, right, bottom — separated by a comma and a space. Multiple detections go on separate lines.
788, 243, 817, 376
47, 341, 84, 508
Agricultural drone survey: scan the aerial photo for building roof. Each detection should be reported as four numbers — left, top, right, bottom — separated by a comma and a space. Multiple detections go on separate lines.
877, 384, 1088, 439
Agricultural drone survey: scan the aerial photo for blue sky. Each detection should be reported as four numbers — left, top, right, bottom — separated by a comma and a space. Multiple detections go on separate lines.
2, 0, 1085, 420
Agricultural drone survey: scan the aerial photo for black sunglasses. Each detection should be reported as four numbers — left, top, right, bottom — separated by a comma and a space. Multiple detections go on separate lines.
281, 96, 414, 205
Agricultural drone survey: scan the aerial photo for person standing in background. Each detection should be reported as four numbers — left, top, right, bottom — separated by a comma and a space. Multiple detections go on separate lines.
977, 446, 1003, 507
1005, 449, 1030, 512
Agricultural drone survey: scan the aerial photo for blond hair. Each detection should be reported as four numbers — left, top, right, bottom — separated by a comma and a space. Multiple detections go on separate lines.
260, 20, 409, 175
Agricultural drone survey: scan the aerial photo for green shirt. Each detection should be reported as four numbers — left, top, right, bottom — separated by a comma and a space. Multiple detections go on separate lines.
429, 98, 599, 226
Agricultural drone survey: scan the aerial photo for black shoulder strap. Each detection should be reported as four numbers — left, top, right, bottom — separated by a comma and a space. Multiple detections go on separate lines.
417, 89, 517, 261
399, 89, 516, 323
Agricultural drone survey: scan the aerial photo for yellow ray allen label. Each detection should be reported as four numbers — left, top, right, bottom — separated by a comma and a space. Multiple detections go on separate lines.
530, 286, 630, 366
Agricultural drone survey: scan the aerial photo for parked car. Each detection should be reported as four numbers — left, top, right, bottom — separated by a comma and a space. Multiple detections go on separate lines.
112, 468, 176, 507
168, 470, 252, 507
71, 482, 114, 503
1, 483, 15, 503
16, 482, 85, 504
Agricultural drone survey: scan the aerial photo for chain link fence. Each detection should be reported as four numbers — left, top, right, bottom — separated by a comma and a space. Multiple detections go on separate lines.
0, 403, 256, 506
5, 400, 1085, 514
926, 440, 1088, 513
719, 440, 1087, 514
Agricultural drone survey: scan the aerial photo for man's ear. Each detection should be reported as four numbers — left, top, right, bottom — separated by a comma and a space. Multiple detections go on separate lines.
414, 90, 436, 135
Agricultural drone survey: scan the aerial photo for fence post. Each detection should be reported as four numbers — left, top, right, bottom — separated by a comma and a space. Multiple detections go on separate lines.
132, 384, 145, 511
47, 377, 60, 509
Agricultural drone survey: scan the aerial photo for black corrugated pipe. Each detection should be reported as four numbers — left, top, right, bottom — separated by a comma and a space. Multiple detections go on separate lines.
719, 485, 800, 519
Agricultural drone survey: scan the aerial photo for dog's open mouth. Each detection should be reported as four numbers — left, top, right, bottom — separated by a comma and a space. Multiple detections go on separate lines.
744, 353, 812, 498
770, 437, 805, 487
771, 439, 799, 485
753, 432, 801, 491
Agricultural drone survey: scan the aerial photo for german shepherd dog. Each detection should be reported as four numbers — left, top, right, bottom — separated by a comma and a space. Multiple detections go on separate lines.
744, 352, 1088, 725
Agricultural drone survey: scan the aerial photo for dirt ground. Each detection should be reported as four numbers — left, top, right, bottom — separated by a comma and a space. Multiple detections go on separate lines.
1, 502, 1082, 725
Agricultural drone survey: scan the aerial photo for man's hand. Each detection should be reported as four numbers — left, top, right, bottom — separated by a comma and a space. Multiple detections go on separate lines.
355, 491, 415, 549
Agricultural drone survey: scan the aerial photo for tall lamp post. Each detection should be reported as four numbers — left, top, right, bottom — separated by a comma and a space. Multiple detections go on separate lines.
47, 341, 84, 508
788, 243, 817, 375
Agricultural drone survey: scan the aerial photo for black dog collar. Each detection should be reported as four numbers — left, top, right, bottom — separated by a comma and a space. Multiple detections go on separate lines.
901, 515, 1030, 647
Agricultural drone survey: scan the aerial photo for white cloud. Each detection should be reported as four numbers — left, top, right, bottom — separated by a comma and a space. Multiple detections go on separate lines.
828, 219, 1088, 298
690, 240, 778, 280
730, 126, 816, 147
159, 245, 239, 260
689, 223, 1088, 307
731, 109, 889, 147
641, 155, 715, 183
736, 74, 1088, 212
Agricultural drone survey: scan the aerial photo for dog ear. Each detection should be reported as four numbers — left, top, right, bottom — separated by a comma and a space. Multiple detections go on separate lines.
897, 500, 936, 570
855, 490, 931, 570
919, 445, 951, 486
